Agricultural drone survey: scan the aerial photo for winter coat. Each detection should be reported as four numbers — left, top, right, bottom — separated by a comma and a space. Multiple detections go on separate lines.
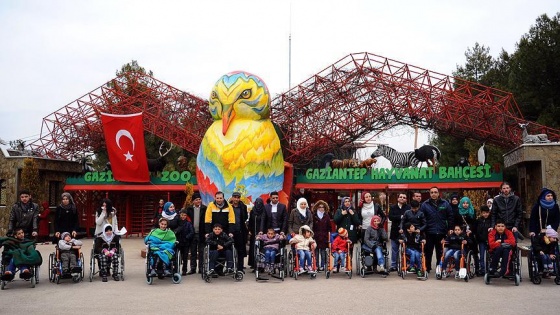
333, 208, 360, 243
420, 198, 454, 235
261, 202, 288, 234
488, 229, 516, 251
474, 216, 492, 243
186, 204, 207, 240
174, 219, 194, 245
54, 203, 79, 235
95, 208, 118, 236
529, 189, 560, 234
312, 201, 332, 249
363, 226, 387, 250
400, 209, 427, 233
58, 238, 83, 252
94, 234, 120, 254
388, 203, 410, 239
444, 232, 469, 250
8, 201, 39, 235
399, 230, 423, 251
331, 235, 350, 253
289, 225, 315, 251
205, 200, 235, 234
206, 231, 234, 251
532, 233, 558, 256
258, 233, 283, 251
288, 208, 313, 235
492, 193, 522, 229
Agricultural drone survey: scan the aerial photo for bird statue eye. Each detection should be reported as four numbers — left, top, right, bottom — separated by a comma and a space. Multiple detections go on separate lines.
211, 91, 217, 99
239, 89, 251, 99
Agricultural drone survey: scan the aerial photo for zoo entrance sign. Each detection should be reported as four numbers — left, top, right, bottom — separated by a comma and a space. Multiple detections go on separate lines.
300, 164, 501, 183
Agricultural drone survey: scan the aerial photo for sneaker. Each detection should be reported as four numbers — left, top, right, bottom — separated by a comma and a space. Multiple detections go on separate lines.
113, 275, 120, 281
226, 268, 234, 274
409, 267, 416, 273
163, 270, 172, 276
442, 271, 448, 278
340, 266, 346, 272
2, 271, 14, 281
149, 269, 157, 277
102, 276, 108, 282
377, 265, 385, 273
186, 269, 196, 275
318, 266, 325, 272
455, 272, 460, 279
207, 269, 215, 275
417, 270, 423, 277
299, 268, 304, 273
307, 266, 313, 272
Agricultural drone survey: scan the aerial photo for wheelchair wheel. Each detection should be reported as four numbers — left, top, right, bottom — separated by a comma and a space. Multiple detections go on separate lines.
89, 249, 95, 282
48, 252, 55, 282
514, 274, 520, 286
397, 246, 404, 279
235, 271, 244, 281
326, 271, 330, 279
554, 277, 560, 285
79, 252, 85, 280
287, 250, 294, 277
146, 276, 153, 285
172, 273, 182, 284
1, 279, 5, 290
466, 250, 476, 279
119, 248, 125, 281
435, 265, 442, 280
484, 273, 490, 285
201, 247, 209, 280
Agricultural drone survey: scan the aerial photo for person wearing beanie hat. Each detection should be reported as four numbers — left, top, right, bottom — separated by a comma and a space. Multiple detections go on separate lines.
185, 192, 207, 274
54, 192, 79, 241
532, 225, 559, 278
529, 188, 560, 237
58, 230, 83, 274
331, 227, 351, 272
363, 215, 388, 273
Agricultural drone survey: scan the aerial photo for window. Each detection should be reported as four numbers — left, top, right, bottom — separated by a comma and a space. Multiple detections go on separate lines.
49, 181, 61, 206
0, 179, 6, 206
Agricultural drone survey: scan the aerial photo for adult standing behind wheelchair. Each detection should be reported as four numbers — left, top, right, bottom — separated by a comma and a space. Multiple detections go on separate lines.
95, 199, 118, 236
8, 189, 39, 240
54, 192, 79, 242
528, 188, 560, 239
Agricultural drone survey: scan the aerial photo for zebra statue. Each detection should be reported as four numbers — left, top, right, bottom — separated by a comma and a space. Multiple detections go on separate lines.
371, 144, 441, 168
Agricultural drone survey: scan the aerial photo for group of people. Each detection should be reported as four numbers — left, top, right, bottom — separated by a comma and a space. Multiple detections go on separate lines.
3, 181, 559, 284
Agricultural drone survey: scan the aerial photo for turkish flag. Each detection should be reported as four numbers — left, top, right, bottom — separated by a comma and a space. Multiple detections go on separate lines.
101, 112, 150, 182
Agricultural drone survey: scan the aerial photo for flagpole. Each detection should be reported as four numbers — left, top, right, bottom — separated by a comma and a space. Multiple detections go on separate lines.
288, 1, 292, 90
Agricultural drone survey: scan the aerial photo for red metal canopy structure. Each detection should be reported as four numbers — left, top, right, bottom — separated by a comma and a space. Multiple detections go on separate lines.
30, 52, 560, 166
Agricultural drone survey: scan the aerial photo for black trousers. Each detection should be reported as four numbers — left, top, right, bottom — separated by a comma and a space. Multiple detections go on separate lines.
424, 233, 446, 272
188, 234, 204, 272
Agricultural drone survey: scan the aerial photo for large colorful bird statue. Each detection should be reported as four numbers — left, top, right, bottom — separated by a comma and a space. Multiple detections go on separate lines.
196, 72, 285, 205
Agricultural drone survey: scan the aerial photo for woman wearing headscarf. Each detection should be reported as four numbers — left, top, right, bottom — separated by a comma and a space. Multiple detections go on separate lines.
94, 223, 121, 281
357, 192, 386, 241
161, 202, 179, 231
248, 197, 266, 270
54, 192, 79, 239
288, 198, 313, 236
529, 188, 560, 237
95, 199, 118, 236
334, 197, 360, 244
458, 196, 476, 230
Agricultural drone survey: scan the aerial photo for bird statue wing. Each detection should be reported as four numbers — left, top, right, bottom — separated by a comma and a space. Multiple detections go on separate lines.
477, 143, 486, 165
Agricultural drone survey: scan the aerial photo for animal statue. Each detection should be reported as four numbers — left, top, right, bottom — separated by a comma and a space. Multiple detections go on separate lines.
330, 158, 377, 169
177, 155, 189, 171
371, 144, 440, 168
319, 153, 335, 168
519, 123, 550, 143
79, 156, 95, 173
456, 157, 469, 167
196, 72, 284, 205
477, 142, 487, 165
147, 142, 174, 173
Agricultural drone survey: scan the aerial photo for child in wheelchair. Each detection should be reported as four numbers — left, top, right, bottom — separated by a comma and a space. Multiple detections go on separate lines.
488, 220, 516, 277
362, 215, 387, 273
532, 225, 558, 279
1, 228, 41, 281
145, 218, 177, 277
289, 225, 316, 273
206, 223, 235, 275
258, 228, 285, 273
331, 227, 351, 272
58, 231, 83, 275
440, 224, 469, 278
94, 224, 121, 282
399, 222, 425, 277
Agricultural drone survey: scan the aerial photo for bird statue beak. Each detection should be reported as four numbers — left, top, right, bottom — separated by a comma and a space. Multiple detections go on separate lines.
222, 105, 235, 135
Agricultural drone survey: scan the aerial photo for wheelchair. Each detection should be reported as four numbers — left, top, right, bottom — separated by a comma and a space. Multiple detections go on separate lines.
527, 238, 560, 285
397, 242, 428, 280
287, 244, 317, 280
48, 246, 84, 284
1, 254, 40, 290
355, 241, 389, 278
89, 240, 125, 282
145, 242, 182, 285
254, 239, 287, 281
435, 243, 475, 282
325, 232, 352, 279
483, 243, 521, 286
202, 244, 243, 283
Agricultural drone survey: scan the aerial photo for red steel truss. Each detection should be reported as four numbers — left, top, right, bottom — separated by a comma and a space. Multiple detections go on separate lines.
30, 71, 211, 159
30, 52, 560, 165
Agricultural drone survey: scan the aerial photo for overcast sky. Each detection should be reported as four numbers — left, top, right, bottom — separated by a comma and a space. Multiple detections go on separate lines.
0, 0, 558, 158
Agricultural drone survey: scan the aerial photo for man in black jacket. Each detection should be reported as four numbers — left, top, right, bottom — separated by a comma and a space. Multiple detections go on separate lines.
186, 192, 207, 274
230, 192, 248, 273
388, 193, 410, 271
8, 189, 39, 237
260, 191, 288, 235
491, 182, 523, 239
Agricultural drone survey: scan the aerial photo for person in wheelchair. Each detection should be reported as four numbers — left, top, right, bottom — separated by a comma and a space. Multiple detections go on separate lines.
399, 222, 425, 276
1, 228, 41, 281
289, 225, 316, 273
532, 225, 558, 279
441, 224, 470, 278
488, 220, 516, 277
58, 231, 83, 275
362, 215, 387, 273
258, 228, 284, 273
331, 227, 352, 272
94, 224, 121, 282
145, 218, 177, 277
206, 223, 235, 275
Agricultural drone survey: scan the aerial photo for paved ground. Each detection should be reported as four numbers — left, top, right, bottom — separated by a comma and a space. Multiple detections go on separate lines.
1, 238, 558, 315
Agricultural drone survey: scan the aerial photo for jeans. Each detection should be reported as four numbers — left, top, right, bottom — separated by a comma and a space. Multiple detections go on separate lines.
297, 249, 312, 269
443, 249, 461, 270
209, 249, 233, 270
333, 251, 347, 267
478, 242, 487, 273
6, 259, 29, 274
264, 248, 277, 264
390, 239, 399, 268
406, 248, 421, 268
362, 244, 384, 266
